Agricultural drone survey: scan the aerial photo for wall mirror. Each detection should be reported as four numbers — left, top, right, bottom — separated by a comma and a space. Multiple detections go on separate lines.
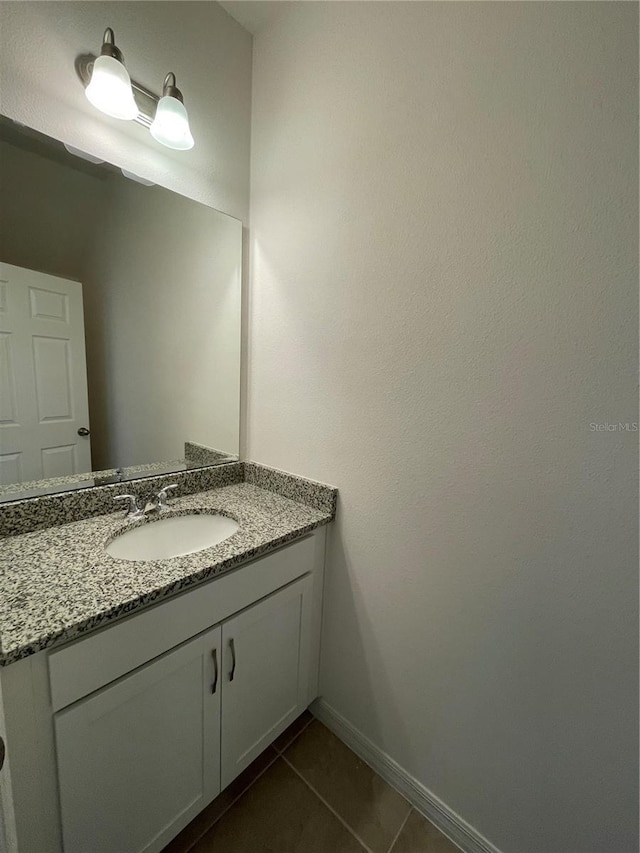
0, 116, 241, 501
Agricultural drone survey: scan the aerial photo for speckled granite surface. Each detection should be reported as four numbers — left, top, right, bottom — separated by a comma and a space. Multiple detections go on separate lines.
0, 463, 245, 537
0, 480, 335, 666
0, 455, 238, 503
244, 463, 337, 514
184, 441, 235, 466
0, 462, 337, 537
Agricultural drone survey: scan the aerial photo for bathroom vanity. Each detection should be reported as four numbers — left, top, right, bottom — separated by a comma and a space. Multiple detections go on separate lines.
0, 99, 338, 853
0, 464, 336, 853
0, 63, 338, 853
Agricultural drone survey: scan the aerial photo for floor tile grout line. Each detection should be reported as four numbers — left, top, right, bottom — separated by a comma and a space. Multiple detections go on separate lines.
275, 712, 315, 754
281, 753, 376, 853
386, 805, 413, 853
183, 752, 280, 853
183, 711, 314, 853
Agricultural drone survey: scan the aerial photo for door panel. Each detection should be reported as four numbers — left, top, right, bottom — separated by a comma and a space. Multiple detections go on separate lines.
29, 285, 69, 322
0, 451, 20, 483
55, 627, 221, 853
32, 335, 73, 421
0, 332, 18, 424
41, 444, 77, 478
0, 262, 91, 484
221, 576, 312, 788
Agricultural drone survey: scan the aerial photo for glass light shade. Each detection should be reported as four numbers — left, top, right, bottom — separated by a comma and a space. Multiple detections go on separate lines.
85, 55, 138, 120
150, 96, 195, 150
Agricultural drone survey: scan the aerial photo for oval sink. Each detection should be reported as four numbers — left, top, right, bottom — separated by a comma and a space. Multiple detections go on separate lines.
106, 513, 239, 562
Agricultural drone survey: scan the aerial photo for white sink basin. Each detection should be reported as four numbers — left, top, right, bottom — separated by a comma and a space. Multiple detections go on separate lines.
106, 513, 239, 562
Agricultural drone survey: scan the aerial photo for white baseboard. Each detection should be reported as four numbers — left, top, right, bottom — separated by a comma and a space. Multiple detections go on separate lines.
311, 698, 503, 853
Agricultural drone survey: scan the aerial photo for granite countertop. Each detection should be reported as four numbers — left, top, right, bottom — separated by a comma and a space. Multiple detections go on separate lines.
0, 482, 333, 666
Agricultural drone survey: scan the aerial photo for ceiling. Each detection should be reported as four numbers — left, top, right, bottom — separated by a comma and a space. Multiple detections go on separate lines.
218, 1, 286, 35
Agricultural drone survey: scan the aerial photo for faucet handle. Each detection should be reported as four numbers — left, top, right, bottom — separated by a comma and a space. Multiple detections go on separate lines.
155, 483, 178, 510
114, 494, 143, 519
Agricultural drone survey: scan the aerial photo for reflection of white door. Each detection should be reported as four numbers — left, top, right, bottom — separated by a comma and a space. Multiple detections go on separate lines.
0, 262, 91, 485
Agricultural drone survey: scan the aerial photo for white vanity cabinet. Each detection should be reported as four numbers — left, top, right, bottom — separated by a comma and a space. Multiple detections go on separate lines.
0, 527, 326, 853
55, 627, 222, 853
221, 574, 312, 788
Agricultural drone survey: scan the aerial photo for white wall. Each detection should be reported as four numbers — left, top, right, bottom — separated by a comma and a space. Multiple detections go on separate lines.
0, 1, 252, 222
248, 4, 638, 853
0, 139, 104, 283
87, 177, 242, 466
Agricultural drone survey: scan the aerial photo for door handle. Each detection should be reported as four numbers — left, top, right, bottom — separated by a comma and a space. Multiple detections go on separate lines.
211, 648, 218, 694
228, 638, 236, 682
77, 427, 90, 436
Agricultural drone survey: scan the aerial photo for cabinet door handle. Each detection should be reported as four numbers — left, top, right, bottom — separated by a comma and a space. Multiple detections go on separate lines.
211, 648, 218, 694
229, 638, 236, 682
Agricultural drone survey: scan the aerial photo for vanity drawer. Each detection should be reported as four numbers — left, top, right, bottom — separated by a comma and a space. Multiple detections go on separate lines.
48, 533, 317, 712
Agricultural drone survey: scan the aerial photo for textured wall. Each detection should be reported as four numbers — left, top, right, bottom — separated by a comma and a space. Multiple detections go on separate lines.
248, 4, 638, 852
0, 1, 252, 222
87, 177, 242, 466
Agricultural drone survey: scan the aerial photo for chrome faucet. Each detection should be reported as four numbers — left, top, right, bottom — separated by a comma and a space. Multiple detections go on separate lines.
144, 484, 178, 514
113, 494, 144, 520
114, 484, 178, 519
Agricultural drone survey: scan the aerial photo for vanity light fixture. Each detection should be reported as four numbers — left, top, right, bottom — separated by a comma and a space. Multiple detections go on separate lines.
78, 29, 195, 150
150, 74, 195, 151
84, 28, 138, 121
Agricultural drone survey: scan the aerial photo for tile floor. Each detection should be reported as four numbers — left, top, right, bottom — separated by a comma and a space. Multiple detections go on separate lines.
163, 712, 460, 853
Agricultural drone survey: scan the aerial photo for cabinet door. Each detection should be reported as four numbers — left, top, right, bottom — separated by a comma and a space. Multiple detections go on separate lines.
54, 627, 221, 853
221, 575, 312, 788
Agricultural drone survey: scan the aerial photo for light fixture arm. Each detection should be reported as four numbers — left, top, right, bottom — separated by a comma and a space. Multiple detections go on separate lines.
99, 27, 124, 63
162, 73, 184, 104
